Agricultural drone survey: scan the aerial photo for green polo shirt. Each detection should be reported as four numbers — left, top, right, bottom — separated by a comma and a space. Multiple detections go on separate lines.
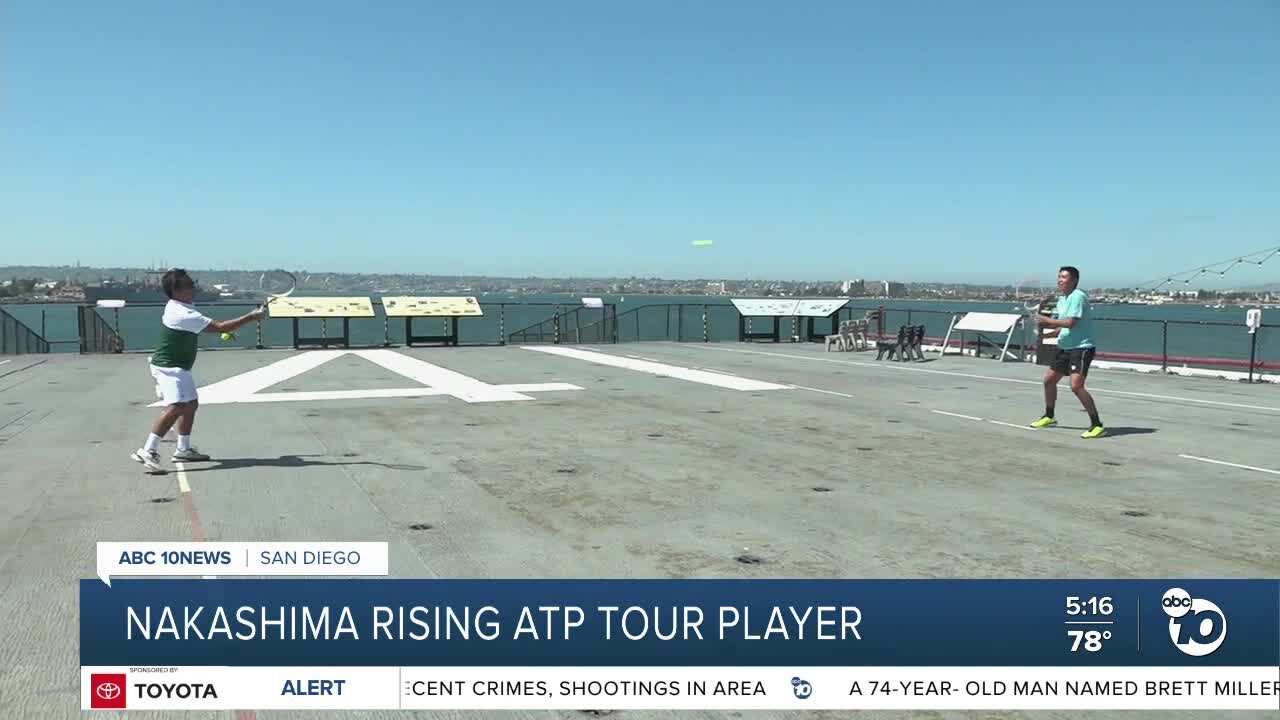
149, 300, 213, 370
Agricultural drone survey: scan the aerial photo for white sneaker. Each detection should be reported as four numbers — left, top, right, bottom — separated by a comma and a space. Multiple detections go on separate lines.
172, 447, 211, 462
131, 449, 166, 474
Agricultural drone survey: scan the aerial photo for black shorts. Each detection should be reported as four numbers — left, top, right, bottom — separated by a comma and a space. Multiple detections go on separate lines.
1050, 347, 1095, 378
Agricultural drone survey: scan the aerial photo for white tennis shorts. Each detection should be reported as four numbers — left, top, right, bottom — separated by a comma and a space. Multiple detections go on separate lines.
150, 364, 198, 405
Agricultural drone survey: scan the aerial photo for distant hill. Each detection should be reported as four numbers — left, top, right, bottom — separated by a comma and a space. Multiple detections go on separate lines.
1228, 282, 1280, 292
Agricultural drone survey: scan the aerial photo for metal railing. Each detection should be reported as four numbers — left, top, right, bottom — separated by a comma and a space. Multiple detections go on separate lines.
541, 301, 1276, 379
1, 307, 50, 354
70, 300, 618, 352
506, 304, 618, 344
63, 299, 1276, 380
833, 304, 1276, 379
77, 305, 125, 354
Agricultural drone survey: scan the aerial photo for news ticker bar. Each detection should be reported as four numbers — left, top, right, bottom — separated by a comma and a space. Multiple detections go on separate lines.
81, 666, 1280, 711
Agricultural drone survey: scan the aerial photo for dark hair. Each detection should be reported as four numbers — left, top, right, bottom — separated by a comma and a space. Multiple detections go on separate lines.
1059, 266, 1080, 284
162, 269, 194, 299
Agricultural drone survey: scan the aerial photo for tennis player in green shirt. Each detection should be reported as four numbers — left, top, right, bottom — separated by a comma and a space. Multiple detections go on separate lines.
131, 269, 264, 473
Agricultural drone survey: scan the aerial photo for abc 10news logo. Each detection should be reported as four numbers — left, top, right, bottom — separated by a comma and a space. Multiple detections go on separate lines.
1161, 587, 1227, 657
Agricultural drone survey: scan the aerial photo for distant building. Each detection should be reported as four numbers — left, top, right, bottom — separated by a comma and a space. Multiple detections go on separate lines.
881, 281, 908, 297
705, 281, 727, 295
841, 279, 865, 295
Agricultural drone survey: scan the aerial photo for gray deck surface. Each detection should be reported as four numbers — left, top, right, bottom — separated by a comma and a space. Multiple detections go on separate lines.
1, 342, 1277, 719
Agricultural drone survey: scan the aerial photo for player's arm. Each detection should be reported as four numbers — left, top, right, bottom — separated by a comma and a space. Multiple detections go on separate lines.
1039, 316, 1076, 329
1032, 311, 1063, 334
201, 308, 265, 334
1039, 295, 1081, 329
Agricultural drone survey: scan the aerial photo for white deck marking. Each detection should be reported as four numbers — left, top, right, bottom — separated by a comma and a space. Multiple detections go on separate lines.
789, 384, 855, 398
499, 383, 583, 393
173, 350, 345, 404
356, 349, 534, 402
228, 384, 582, 404
1178, 454, 1280, 476
155, 349, 579, 405
175, 462, 191, 493
932, 410, 984, 421
523, 346, 791, 391
690, 345, 1280, 413
693, 367, 739, 376
1086, 388, 1280, 413
241, 388, 445, 403
0, 359, 11, 366
989, 420, 1033, 430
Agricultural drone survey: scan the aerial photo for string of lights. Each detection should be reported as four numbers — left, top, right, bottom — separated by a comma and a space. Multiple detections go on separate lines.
1134, 245, 1279, 292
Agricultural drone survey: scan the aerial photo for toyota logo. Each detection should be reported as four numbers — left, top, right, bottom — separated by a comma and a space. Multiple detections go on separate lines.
95, 682, 121, 700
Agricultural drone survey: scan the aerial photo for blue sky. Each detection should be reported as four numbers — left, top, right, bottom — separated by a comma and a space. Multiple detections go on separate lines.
2, 0, 1277, 287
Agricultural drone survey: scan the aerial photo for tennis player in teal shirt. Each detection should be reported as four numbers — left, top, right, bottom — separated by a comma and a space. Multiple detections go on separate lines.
1031, 266, 1105, 438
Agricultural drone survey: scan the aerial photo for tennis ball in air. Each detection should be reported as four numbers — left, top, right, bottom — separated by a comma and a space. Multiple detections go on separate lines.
220, 332, 234, 342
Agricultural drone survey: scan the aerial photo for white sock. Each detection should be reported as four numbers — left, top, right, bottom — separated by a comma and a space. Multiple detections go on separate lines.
143, 433, 162, 453
178, 434, 192, 452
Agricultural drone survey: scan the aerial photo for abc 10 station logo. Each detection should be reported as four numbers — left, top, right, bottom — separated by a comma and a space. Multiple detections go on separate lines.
1161, 587, 1226, 657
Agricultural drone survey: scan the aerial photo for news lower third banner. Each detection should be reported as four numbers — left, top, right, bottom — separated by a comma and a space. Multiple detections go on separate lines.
80, 578, 1280, 711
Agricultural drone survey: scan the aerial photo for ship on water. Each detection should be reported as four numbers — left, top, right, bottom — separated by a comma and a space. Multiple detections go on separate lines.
81, 275, 221, 304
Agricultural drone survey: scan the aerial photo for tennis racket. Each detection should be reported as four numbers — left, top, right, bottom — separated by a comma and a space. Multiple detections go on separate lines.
1022, 300, 1044, 329
255, 269, 297, 315
1017, 299, 1047, 361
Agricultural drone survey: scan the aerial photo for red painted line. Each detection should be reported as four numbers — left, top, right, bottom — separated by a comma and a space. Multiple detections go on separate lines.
180, 490, 206, 543
178, 472, 258, 720
1089, 350, 1277, 370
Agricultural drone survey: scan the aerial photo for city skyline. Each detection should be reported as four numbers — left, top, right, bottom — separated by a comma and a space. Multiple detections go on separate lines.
2, 261, 1276, 295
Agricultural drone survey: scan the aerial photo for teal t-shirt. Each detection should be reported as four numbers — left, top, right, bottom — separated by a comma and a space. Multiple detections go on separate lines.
1055, 288, 1094, 350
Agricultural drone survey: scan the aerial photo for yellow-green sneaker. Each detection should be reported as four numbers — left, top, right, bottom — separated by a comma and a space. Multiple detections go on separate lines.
1030, 416, 1057, 428
1081, 425, 1106, 439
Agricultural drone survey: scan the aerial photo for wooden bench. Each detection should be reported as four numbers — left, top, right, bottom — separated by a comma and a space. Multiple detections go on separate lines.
825, 318, 870, 351
876, 324, 925, 361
